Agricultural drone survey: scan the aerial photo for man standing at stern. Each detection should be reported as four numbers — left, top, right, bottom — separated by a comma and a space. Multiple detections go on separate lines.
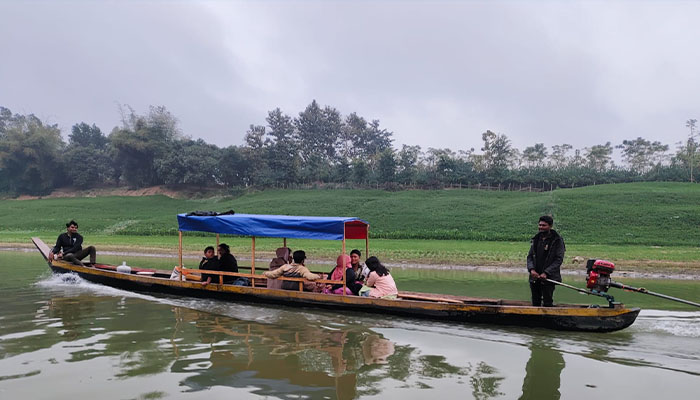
526, 215, 565, 307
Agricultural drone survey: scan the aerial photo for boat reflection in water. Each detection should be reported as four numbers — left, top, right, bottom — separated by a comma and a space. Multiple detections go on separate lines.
15, 278, 506, 399
170, 307, 396, 399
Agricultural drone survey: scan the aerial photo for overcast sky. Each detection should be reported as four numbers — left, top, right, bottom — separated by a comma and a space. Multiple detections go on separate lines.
2, 0, 699, 157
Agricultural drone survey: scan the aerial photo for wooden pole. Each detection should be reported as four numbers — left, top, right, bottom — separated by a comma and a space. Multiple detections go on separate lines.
216, 234, 220, 255
178, 230, 183, 281
251, 236, 256, 287
342, 225, 346, 295
283, 238, 287, 248
365, 224, 369, 258
365, 225, 370, 286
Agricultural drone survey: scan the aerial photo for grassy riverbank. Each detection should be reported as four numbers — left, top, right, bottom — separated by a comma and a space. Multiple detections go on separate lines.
2, 182, 700, 274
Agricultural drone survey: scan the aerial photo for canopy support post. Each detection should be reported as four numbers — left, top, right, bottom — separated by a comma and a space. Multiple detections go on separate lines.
178, 230, 183, 281
283, 238, 287, 248
342, 225, 346, 295
251, 236, 256, 287
216, 234, 220, 255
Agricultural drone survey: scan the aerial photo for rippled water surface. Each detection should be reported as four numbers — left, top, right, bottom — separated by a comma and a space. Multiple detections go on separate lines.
0, 252, 698, 399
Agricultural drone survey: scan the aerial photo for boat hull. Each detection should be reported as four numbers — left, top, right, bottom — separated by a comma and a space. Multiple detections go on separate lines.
46, 262, 639, 333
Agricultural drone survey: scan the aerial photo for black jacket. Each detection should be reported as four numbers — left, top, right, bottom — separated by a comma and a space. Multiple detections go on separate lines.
217, 253, 239, 284
328, 267, 362, 295
526, 229, 565, 282
199, 256, 222, 283
218, 253, 238, 273
52, 232, 83, 254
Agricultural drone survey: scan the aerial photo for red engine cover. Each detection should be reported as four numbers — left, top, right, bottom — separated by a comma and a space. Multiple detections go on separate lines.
592, 259, 615, 274
587, 271, 601, 288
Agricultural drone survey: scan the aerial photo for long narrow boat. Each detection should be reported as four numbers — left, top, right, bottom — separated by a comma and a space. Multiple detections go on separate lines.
32, 213, 640, 332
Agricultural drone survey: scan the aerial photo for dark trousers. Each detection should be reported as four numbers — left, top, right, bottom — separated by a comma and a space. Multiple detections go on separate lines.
64, 246, 96, 266
530, 281, 555, 307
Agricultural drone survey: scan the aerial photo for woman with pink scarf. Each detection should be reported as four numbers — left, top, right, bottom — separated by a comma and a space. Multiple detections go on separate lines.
326, 254, 362, 295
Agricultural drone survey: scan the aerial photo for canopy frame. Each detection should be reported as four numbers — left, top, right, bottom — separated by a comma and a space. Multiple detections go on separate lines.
176, 213, 370, 294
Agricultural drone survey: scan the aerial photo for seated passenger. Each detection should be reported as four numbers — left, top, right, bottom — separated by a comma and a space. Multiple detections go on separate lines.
218, 243, 248, 286
263, 250, 321, 291
268, 247, 292, 289
359, 256, 398, 299
199, 246, 220, 286
350, 249, 370, 283
327, 254, 362, 295
49, 220, 97, 267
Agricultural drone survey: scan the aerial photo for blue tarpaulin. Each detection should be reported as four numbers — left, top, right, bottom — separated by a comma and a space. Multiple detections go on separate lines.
177, 213, 369, 241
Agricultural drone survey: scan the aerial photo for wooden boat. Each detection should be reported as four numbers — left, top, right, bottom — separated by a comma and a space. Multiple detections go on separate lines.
32, 213, 640, 332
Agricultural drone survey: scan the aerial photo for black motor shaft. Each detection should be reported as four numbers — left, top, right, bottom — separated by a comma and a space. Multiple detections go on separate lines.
610, 281, 700, 308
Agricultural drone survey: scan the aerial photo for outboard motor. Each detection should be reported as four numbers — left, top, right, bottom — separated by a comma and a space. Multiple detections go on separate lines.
546, 258, 700, 308
586, 259, 615, 293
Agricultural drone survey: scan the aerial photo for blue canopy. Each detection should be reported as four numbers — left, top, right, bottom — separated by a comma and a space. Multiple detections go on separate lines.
177, 213, 369, 241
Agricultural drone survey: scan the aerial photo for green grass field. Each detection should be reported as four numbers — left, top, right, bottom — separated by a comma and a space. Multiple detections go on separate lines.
2, 182, 700, 271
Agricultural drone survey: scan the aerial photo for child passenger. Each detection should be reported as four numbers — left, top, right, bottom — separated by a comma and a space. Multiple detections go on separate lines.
360, 256, 398, 299
199, 246, 220, 286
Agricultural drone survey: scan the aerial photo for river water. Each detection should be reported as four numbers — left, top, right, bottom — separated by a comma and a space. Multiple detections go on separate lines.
0, 252, 698, 399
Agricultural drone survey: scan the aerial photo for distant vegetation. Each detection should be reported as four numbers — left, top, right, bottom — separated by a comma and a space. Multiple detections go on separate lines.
0, 104, 698, 197
2, 182, 699, 247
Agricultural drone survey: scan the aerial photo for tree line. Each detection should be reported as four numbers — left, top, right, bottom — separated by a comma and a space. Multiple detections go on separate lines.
0, 102, 698, 196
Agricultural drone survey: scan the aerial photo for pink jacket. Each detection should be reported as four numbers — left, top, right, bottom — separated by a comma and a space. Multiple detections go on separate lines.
366, 271, 398, 298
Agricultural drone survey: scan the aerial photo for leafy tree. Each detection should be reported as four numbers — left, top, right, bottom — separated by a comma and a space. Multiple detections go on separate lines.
241, 125, 269, 186
585, 142, 613, 171
427, 148, 459, 184
339, 112, 366, 160
616, 137, 668, 173
220, 145, 250, 186
549, 144, 572, 168
265, 109, 299, 183
0, 108, 64, 195
69, 122, 108, 148
109, 105, 180, 187
295, 100, 342, 162
156, 139, 222, 187
65, 122, 112, 189
377, 148, 397, 184
364, 119, 393, 156
352, 158, 370, 184
481, 130, 514, 183
0, 106, 12, 134
243, 124, 266, 149
522, 143, 548, 168
300, 152, 331, 183
645, 164, 686, 182
338, 113, 393, 160
331, 157, 351, 183
397, 145, 421, 185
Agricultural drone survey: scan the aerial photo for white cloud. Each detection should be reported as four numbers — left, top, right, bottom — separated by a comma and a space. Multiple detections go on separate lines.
1, 0, 698, 158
